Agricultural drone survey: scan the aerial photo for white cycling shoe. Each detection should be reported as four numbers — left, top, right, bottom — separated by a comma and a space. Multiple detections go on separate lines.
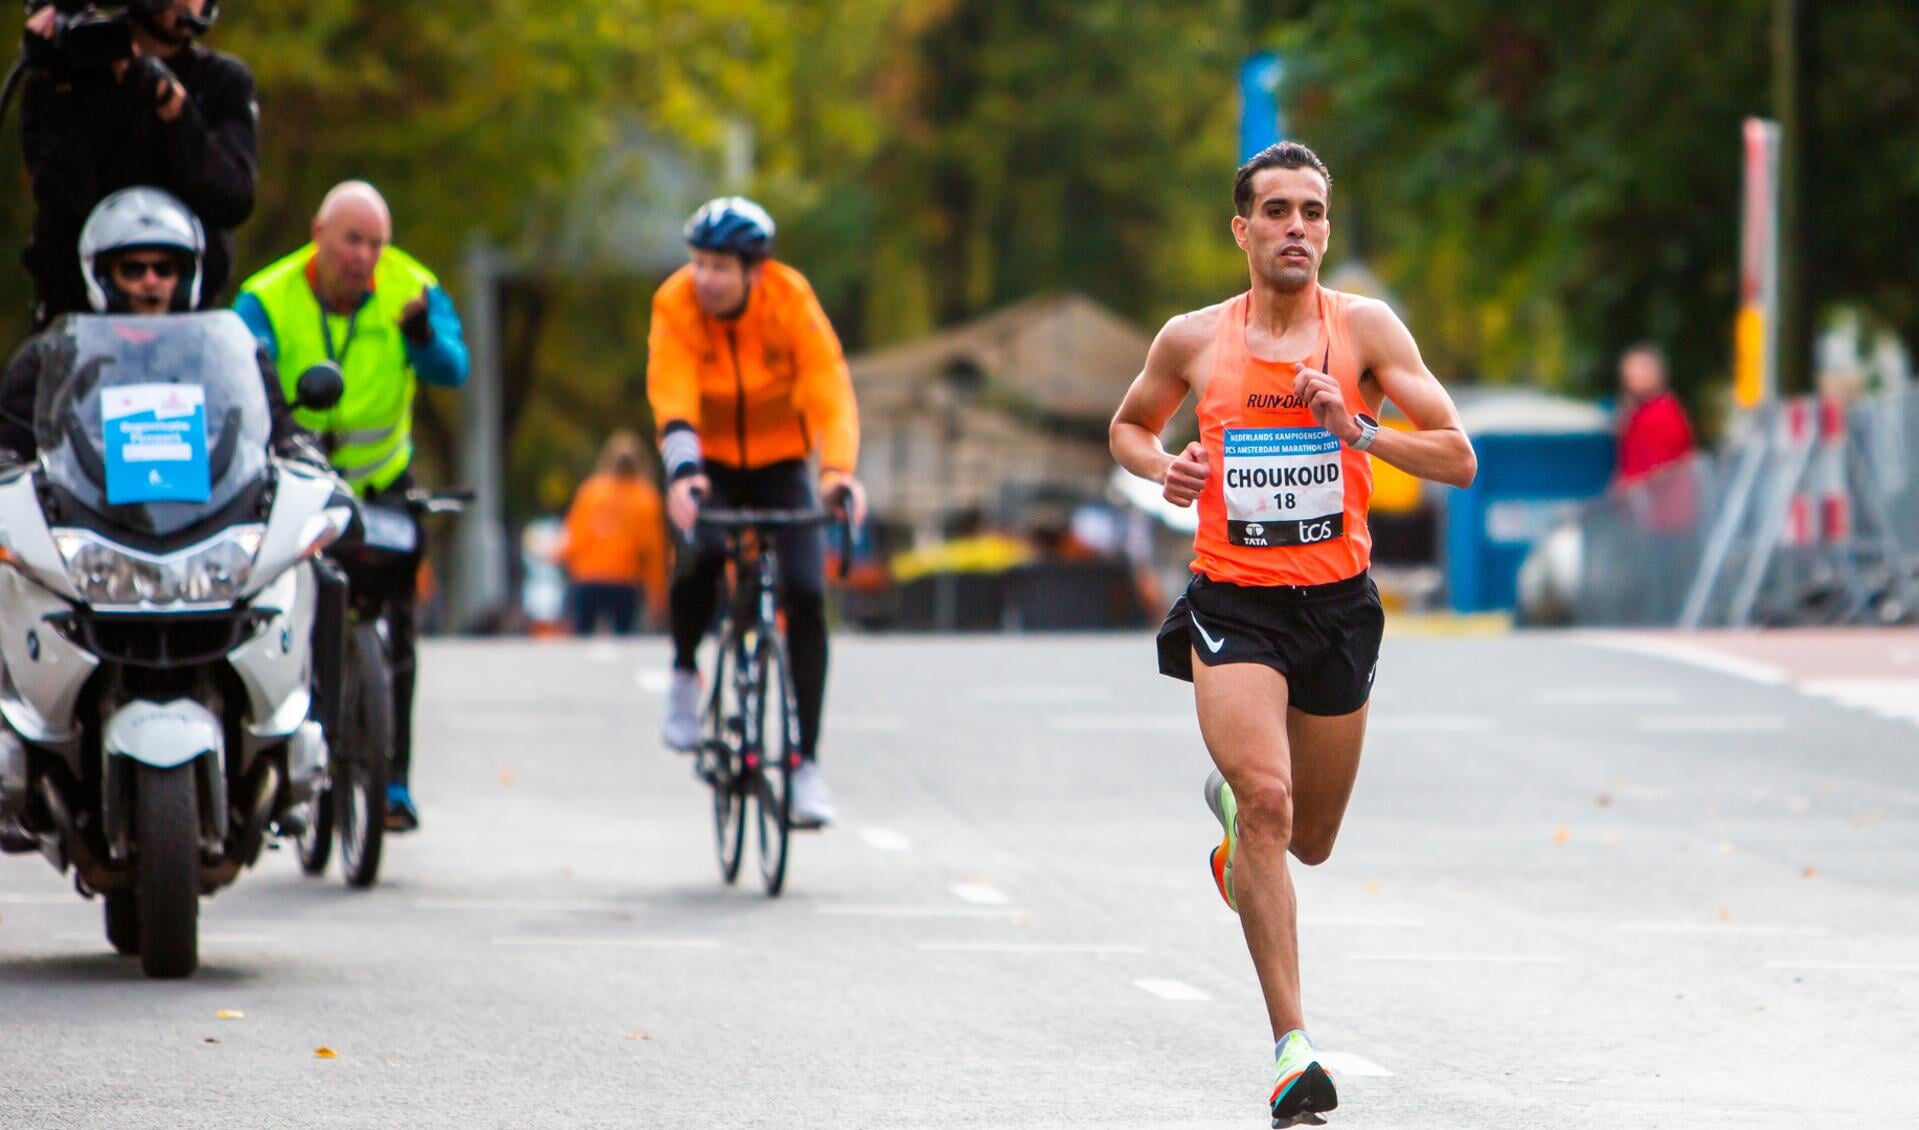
789, 761, 836, 828
662, 670, 701, 751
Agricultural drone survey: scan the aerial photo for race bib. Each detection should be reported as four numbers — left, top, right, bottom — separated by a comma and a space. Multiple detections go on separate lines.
1222, 426, 1345, 548
102, 384, 210, 505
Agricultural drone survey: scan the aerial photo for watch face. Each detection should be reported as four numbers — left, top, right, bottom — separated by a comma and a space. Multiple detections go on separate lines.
1357, 413, 1380, 427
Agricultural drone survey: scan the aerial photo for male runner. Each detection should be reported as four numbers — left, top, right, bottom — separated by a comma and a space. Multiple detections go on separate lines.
1109, 141, 1476, 1127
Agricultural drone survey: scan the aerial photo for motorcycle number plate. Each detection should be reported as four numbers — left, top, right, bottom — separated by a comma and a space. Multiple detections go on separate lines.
362, 507, 417, 553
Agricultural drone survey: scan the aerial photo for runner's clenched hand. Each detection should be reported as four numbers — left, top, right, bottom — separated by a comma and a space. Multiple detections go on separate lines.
1162, 441, 1209, 507
1293, 366, 1357, 445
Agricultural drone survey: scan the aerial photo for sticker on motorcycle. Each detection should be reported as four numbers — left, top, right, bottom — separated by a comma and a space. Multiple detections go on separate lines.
102, 383, 210, 505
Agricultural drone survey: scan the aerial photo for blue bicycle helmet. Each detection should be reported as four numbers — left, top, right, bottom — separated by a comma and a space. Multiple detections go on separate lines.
683, 197, 775, 262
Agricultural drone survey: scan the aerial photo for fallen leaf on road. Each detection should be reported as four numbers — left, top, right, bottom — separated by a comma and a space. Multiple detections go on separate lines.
1364, 882, 1383, 895
1715, 906, 1731, 922
1600, 831, 1621, 846
1594, 793, 1612, 808
1553, 826, 1571, 845
500, 769, 515, 787
314, 1047, 338, 1059
216, 1010, 245, 1020
1801, 866, 1819, 879
1788, 797, 1811, 814
622, 1031, 650, 1041
1851, 809, 1883, 830
1717, 841, 1735, 856
204, 1038, 218, 1045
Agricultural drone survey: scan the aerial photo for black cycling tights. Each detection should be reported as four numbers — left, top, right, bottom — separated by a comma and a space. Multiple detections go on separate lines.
669, 460, 828, 762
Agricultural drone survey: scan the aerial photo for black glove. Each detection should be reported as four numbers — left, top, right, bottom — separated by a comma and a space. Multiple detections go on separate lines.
124, 53, 174, 109
399, 300, 433, 346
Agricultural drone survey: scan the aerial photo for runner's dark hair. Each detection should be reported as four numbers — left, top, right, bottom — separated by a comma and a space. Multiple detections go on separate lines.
1234, 141, 1332, 217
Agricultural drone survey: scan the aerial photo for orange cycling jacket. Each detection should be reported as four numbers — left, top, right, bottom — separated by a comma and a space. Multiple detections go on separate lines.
646, 260, 859, 479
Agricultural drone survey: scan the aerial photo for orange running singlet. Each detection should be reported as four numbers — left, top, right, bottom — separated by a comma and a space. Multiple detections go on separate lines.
1191, 287, 1373, 587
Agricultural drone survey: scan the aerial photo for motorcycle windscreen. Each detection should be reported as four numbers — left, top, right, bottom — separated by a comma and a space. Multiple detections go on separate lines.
33, 312, 271, 538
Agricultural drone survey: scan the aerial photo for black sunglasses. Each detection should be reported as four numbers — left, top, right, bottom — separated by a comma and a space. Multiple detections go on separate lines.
112, 258, 182, 281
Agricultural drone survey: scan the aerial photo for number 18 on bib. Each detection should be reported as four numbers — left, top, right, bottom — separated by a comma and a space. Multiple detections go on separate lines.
1222, 426, 1345, 547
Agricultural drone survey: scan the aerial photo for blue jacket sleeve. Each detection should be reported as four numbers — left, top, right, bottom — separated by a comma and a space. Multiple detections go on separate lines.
405, 287, 470, 389
232, 292, 278, 361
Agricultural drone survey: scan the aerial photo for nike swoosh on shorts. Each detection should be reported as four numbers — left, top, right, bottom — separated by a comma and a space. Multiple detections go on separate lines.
1191, 611, 1226, 654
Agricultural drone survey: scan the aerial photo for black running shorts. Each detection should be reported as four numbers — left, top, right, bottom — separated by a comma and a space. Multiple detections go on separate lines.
1156, 571, 1384, 717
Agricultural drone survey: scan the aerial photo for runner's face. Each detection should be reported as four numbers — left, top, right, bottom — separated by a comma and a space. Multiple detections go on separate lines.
1234, 167, 1330, 293
689, 249, 756, 317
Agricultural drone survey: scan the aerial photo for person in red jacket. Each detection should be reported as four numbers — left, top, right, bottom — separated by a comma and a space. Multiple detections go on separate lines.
1614, 343, 1698, 534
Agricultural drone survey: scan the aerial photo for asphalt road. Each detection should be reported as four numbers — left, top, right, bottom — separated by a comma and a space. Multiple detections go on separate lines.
1, 631, 1915, 1129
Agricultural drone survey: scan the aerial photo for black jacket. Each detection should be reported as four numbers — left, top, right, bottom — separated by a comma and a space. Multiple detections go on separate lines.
21, 43, 258, 322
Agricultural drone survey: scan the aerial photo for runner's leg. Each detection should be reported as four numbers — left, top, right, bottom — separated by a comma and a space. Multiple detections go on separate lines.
1285, 703, 1370, 865
1192, 654, 1304, 1039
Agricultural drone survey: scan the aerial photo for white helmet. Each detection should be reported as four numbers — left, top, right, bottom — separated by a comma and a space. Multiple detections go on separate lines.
78, 187, 206, 313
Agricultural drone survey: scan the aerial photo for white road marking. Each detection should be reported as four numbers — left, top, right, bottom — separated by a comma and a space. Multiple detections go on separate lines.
492, 937, 718, 950
1637, 715, 1788, 734
1538, 687, 1683, 706
974, 686, 1114, 705
919, 942, 1146, 955
1300, 916, 1427, 929
1580, 636, 1789, 685
1349, 952, 1565, 965
413, 898, 636, 913
1318, 1052, 1394, 1078
816, 905, 1023, 919
635, 669, 671, 693
1620, 922, 1831, 937
859, 827, 912, 853
1368, 715, 1498, 733
1048, 715, 1192, 733
950, 882, 1011, 906
586, 643, 623, 663
1133, 978, 1210, 1001
0, 893, 74, 905
1800, 678, 1919, 726
55, 932, 272, 945
834, 715, 904, 733
1766, 960, 1919, 974
446, 715, 604, 733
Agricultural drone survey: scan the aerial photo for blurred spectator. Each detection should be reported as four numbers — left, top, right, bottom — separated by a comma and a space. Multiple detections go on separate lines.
559, 432, 668, 636
1614, 343, 1699, 622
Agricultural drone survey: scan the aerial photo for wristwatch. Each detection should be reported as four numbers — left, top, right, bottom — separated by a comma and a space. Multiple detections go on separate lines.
1351, 413, 1381, 452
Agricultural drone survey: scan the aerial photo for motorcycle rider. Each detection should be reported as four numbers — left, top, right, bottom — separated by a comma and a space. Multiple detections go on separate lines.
0, 187, 312, 462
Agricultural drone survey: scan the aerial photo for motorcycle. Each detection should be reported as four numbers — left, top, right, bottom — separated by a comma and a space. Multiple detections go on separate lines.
0, 312, 355, 978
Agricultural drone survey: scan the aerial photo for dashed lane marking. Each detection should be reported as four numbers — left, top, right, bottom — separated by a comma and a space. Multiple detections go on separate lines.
1620, 922, 1831, 937
859, 828, 912, 853
950, 882, 1011, 906
1133, 978, 1210, 1001
1349, 952, 1565, 965
1636, 715, 1788, 734
817, 905, 1024, 919
492, 937, 718, 950
1766, 960, 1919, 974
919, 942, 1146, 955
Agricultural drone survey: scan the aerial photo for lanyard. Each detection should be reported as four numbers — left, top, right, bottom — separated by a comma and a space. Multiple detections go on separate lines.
319, 302, 363, 367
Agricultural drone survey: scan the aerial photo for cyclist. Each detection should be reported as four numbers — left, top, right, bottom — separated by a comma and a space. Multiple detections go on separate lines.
1109, 141, 1476, 1127
648, 196, 865, 829
233, 179, 470, 833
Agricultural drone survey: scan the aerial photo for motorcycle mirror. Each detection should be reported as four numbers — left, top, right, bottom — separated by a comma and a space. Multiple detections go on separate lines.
295, 362, 345, 412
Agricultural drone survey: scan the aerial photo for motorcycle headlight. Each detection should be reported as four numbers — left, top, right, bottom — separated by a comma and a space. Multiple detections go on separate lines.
52, 526, 265, 608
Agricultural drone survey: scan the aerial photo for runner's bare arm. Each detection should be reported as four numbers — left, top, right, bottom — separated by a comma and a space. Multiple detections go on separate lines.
1111, 313, 1213, 506
1341, 299, 1476, 488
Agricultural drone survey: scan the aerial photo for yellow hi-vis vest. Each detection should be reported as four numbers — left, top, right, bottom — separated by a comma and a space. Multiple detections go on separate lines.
238, 245, 440, 494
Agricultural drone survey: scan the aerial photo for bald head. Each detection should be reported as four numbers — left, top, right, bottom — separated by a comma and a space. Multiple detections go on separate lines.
310, 181, 392, 312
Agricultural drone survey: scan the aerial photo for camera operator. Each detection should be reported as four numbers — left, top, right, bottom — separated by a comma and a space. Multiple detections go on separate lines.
19, 0, 257, 325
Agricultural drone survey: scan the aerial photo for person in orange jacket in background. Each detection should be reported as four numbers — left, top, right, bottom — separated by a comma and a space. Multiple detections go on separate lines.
560, 431, 668, 636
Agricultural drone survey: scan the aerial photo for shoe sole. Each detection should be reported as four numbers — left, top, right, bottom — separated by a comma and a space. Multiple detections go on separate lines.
1271, 1063, 1338, 1127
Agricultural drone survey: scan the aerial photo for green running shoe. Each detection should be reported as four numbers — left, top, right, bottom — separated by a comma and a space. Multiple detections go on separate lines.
1270, 1030, 1338, 1128
1203, 769, 1237, 912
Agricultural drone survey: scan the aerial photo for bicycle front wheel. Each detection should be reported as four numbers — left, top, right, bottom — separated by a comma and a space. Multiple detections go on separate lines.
753, 634, 798, 897
707, 634, 747, 884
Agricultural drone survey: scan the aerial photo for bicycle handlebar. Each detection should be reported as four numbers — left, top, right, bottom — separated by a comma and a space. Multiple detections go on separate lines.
695, 506, 856, 581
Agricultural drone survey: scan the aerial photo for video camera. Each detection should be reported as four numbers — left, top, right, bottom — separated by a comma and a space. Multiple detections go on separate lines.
23, 1, 218, 74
